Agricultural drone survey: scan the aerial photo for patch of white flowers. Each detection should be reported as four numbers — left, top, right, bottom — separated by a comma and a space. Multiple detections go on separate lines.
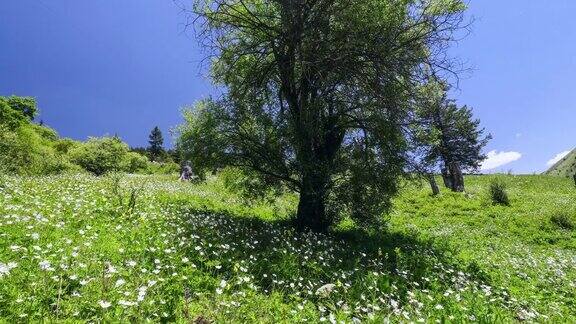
0, 262, 17, 277
0, 174, 574, 322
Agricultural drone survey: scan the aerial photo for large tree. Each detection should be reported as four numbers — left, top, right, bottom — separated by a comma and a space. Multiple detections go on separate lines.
411, 79, 490, 192
180, 0, 468, 232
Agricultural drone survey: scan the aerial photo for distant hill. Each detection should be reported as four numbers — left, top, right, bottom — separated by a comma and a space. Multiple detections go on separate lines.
545, 148, 576, 177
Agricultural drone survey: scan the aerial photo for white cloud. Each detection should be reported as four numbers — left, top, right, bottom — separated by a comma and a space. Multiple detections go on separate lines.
546, 150, 571, 167
480, 150, 522, 171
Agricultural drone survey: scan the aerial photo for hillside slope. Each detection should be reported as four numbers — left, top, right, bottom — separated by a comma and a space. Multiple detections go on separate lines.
545, 148, 576, 177
1, 174, 575, 322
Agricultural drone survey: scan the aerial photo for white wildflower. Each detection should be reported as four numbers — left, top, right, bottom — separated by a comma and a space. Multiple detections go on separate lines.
316, 284, 336, 298
0, 262, 17, 277
39, 260, 53, 271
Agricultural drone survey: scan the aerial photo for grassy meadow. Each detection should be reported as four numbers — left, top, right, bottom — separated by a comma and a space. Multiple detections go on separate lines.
0, 173, 575, 322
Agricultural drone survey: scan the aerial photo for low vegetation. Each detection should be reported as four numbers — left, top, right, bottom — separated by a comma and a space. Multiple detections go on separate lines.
550, 209, 576, 230
2, 0, 574, 321
488, 179, 510, 206
0, 96, 179, 176
1, 173, 574, 322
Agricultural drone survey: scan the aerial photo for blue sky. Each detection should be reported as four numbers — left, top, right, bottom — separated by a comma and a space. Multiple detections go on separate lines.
1, 0, 575, 174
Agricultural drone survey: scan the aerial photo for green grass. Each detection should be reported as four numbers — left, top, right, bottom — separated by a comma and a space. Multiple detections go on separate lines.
0, 173, 575, 322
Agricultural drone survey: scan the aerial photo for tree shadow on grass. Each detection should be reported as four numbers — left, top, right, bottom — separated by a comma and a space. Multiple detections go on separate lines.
166, 201, 505, 319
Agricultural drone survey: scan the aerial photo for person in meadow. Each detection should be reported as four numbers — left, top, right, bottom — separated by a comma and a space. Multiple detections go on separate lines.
179, 161, 193, 182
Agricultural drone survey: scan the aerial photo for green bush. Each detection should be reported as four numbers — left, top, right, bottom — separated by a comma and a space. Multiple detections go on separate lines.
219, 167, 285, 203
122, 152, 149, 173
69, 137, 130, 176
0, 101, 28, 130
489, 179, 510, 206
550, 210, 575, 230
0, 123, 77, 175
0, 95, 38, 120
0, 97, 82, 176
145, 161, 180, 175
0, 125, 27, 174
54, 138, 80, 155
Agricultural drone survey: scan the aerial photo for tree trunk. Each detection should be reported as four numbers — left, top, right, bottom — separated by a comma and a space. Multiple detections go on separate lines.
573, 174, 576, 187
441, 167, 452, 189
428, 174, 440, 196
448, 162, 465, 192
295, 172, 330, 233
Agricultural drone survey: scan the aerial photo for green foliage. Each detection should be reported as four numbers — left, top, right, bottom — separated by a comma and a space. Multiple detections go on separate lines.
30, 123, 59, 141
69, 137, 131, 176
0, 123, 76, 176
550, 209, 575, 230
68, 136, 177, 175
392, 175, 576, 319
185, 0, 468, 231
329, 142, 402, 229
68, 137, 163, 176
106, 173, 143, 216
0, 100, 28, 130
489, 178, 510, 206
0, 96, 165, 177
53, 138, 80, 155
1, 174, 575, 322
122, 151, 150, 173
176, 101, 227, 179
0, 95, 38, 120
411, 79, 490, 185
0, 96, 82, 175
144, 161, 180, 175
148, 126, 164, 161
219, 167, 285, 203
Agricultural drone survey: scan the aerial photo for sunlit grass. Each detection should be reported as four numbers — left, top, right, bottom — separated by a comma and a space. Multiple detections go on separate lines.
0, 173, 574, 322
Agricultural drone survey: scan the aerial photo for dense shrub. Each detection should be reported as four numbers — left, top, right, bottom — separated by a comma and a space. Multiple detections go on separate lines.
123, 152, 150, 173
69, 137, 131, 175
0, 98, 80, 175
0, 124, 30, 174
489, 179, 510, 206
219, 167, 284, 202
0, 96, 37, 119
1, 96, 183, 177
1, 97, 160, 176
54, 138, 80, 155
550, 210, 575, 230
144, 161, 180, 175
0, 123, 77, 175
0, 101, 28, 130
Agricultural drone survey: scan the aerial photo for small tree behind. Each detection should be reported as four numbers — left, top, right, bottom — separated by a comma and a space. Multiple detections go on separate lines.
412, 79, 490, 192
148, 126, 164, 162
